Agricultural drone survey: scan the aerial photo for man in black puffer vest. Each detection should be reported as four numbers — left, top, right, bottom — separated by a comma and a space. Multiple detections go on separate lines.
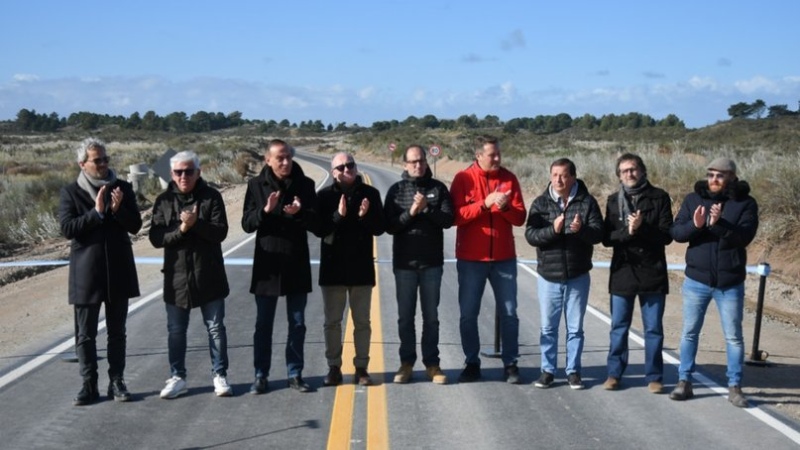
384, 145, 454, 385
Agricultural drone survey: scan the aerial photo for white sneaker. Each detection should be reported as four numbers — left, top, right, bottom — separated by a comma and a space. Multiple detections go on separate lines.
160, 376, 188, 399
213, 374, 233, 397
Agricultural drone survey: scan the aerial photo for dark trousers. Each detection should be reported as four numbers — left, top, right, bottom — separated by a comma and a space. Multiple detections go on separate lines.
74, 300, 129, 382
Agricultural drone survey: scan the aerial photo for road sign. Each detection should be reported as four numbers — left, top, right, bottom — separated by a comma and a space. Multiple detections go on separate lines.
429, 145, 441, 157
388, 143, 396, 152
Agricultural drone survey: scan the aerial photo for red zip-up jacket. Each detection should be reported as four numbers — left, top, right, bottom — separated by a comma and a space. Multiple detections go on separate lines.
451, 162, 526, 261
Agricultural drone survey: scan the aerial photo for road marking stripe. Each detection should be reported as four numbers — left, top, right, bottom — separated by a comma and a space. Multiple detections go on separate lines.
326, 171, 390, 449
367, 266, 389, 449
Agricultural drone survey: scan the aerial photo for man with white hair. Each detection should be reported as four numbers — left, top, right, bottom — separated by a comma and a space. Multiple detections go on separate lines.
149, 150, 232, 399
669, 157, 759, 408
59, 138, 141, 405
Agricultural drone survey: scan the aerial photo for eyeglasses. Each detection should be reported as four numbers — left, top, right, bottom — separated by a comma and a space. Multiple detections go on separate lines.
173, 169, 196, 177
333, 161, 356, 172
86, 156, 110, 165
706, 172, 727, 180
405, 159, 426, 165
619, 167, 638, 174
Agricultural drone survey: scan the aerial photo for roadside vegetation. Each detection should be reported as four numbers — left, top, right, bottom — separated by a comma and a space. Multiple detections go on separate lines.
1, 101, 799, 281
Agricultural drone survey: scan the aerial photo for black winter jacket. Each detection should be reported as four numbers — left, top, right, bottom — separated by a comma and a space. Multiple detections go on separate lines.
315, 176, 385, 286
603, 184, 673, 295
59, 179, 142, 305
384, 168, 454, 270
671, 179, 758, 288
149, 178, 230, 309
242, 162, 318, 296
525, 180, 603, 282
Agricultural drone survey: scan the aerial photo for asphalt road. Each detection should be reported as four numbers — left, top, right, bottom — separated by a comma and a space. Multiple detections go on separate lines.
1, 154, 798, 449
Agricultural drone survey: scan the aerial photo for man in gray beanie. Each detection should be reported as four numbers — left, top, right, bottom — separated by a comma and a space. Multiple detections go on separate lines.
669, 157, 758, 408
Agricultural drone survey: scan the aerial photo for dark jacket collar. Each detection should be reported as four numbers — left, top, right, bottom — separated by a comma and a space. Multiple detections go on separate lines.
693, 178, 751, 201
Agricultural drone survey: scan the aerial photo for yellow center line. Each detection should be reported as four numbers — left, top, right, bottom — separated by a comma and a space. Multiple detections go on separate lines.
326, 172, 390, 450
367, 267, 389, 449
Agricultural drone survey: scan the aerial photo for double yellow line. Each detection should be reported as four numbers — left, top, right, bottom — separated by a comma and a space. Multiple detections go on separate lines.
326, 173, 389, 449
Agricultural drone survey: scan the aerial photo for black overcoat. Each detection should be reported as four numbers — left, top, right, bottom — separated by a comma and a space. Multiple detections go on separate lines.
242, 162, 318, 297
59, 179, 141, 305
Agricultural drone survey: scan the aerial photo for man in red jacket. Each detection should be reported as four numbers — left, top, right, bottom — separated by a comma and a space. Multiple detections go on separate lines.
450, 135, 527, 383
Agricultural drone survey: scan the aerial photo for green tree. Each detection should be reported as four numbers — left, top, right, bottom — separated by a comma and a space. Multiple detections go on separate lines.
141, 110, 163, 131
752, 99, 767, 119
728, 102, 752, 118
15, 108, 34, 130
657, 114, 684, 127
126, 112, 142, 129
190, 111, 212, 132
165, 112, 188, 132
420, 114, 440, 129
573, 113, 598, 129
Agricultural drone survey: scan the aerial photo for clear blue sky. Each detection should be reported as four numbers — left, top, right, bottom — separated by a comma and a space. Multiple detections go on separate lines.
2, 0, 799, 128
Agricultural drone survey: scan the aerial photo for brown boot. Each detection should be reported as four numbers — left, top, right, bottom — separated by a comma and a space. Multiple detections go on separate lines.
669, 380, 694, 401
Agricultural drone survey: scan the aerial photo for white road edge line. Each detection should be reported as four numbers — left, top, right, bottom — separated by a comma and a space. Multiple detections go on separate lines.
517, 262, 800, 445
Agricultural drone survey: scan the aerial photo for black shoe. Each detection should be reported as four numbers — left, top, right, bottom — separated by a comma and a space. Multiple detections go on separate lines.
108, 378, 131, 402
73, 380, 99, 406
504, 364, 521, 384
534, 371, 554, 389
670, 380, 694, 401
567, 372, 585, 390
354, 368, 372, 386
458, 363, 481, 383
323, 366, 343, 387
250, 377, 268, 395
288, 376, 313, 393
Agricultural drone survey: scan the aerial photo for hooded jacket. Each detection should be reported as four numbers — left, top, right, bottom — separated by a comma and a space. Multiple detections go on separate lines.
242, 162, 319, 296
450, 162, 526, 261
314, 175, 385, 286
149, 178, 230, 309
671, 179, 758, 288
525, 179, 603, 282
384, 167, 454, 270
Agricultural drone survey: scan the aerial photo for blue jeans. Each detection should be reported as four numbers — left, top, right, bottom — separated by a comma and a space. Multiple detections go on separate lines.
165, 298, 228, 378
607, 293, 665, 382
538, 273, 590, 376
457, 259, 519, 367
678, 277, 745, 386
254, 293, 307, 378
394, 266, 444, 367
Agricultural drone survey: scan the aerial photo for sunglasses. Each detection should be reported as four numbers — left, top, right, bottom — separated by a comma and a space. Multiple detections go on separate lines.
333, 161, 356, 172
173, 169, 196, 177
87, 156, 110, 165
706, 172, 727, 180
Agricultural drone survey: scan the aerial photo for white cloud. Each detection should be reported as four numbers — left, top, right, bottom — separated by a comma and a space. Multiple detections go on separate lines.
12, 73, 39, 82
1, 73, 799, 128
357, 86, 375, 100
734, 76, 779, 94
688, 76, 718, 91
